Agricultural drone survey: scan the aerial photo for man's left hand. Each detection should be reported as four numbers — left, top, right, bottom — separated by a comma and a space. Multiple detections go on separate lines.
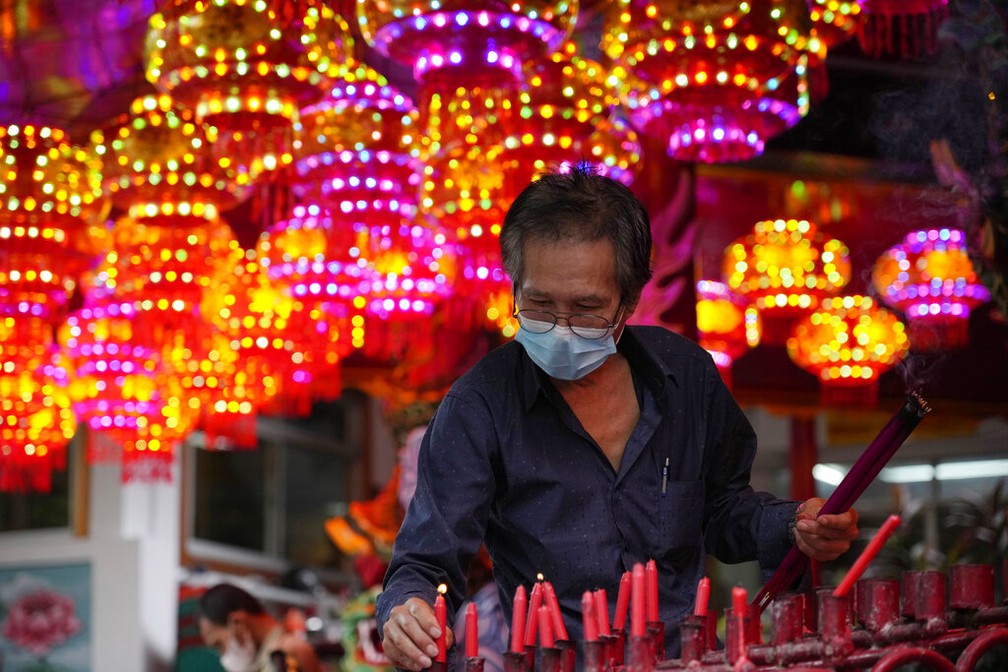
793, 497, 859, 562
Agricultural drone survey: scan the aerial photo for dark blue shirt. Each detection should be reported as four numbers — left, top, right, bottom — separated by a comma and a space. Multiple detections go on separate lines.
376, 326, 796, 658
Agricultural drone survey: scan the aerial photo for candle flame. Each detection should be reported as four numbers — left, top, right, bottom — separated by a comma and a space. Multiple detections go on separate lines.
536, 573, 544, 582
437, 583, 447, 595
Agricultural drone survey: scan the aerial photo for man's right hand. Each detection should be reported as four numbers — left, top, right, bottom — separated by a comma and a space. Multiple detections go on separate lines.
382, 596, 454, 671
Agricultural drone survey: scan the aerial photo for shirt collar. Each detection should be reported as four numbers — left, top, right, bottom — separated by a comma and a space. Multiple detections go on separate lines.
517, 325, 679, 410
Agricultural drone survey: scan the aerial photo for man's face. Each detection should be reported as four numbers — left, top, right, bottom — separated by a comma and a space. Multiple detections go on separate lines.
517, 237, 627, 324
199, 616, 231, 655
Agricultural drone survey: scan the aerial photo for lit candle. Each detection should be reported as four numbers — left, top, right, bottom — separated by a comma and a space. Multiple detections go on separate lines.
645, 559, 659, 622
434, 585, 448, 663
538, 604, 554, 648
693, 577, 711, 617
631, 563, 646, 638
542, 580, 568, 640
731, 585, 747, 617
613, 571, 632, 631
524, 579, 543, 648
593, 588, 611, 637
582, 591, 599, 642
465, 602, 479, 659
834, 514, 902, 598
510, 584, 527, 653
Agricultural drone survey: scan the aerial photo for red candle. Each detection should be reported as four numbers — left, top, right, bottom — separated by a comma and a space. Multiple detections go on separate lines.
542, 580, 568, 640
593, 588, 611, 637
524, 581, 543, 648
693, 577, 711, 616
434, 589, 447, 663
538, 604, 554, 648
834, 514, 902, 598
582, 591, 599, 642
510, 584, 527, 653
465, 602, 479, 659
645, 559, 659, 622
731, 585, 747, 617
613, 571, 632, 631
631, 563, 646, 638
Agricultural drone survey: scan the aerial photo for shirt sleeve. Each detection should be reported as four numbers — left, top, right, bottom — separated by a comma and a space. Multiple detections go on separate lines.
699, 357, 796, 572
375, 390, 499, 638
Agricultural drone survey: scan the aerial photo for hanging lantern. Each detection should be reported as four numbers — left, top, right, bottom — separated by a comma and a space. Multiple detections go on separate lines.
200, 244, 285, 445
91, 93, 255, 216
0, 316, 76, 493
0, 124, 107, 318
256, 203, 370, 410
502, 41, 642, 191
872, 227, 990, 350
723, 218, 851, 343
787, 294, 909, 406
145, 0, 354, 179
807, 0, 866, 49
603, 0, 823, 164
355, 0, 577, 92
294, 64, 454, 332
695, 279, 761, 387
857, 0, 949, 60
59, 302, 192, 483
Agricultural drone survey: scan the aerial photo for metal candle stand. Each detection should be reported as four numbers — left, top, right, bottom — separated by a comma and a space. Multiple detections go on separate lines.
653, 563, 1008, 672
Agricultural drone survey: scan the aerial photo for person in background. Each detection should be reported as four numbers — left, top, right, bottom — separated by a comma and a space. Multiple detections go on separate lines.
198, 582, 323, 672
376, 164, 860, 670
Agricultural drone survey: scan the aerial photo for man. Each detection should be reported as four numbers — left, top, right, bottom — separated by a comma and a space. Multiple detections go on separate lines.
376, 165, 858, 670
198, 582, 323, 672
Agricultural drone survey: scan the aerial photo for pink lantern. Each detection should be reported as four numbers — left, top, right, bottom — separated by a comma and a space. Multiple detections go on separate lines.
872, 227, 990, 350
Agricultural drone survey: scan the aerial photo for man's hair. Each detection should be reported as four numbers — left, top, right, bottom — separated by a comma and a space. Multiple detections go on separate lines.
198, 583, 267, 626
499, 163, 653, 306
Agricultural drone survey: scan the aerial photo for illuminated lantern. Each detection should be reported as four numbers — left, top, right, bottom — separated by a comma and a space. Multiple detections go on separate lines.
0, 316, 76, 493
355, 0, 577, 92
502, 42, 642, 191
807, 0, 866, 49
857, 0, 949, 60
256, 204, 370, 410
695, 279, 761, 387
200, 244, 285, 445
145, 0, 353, 179
59, 303, 192, 483
787, 294, 909, 406
603, 0, 822, 163
91, 93, 255, 215
294, 64, 454, 339
872, 227, 990, 350
723, 218, 851, 343
0, 124, 106, 319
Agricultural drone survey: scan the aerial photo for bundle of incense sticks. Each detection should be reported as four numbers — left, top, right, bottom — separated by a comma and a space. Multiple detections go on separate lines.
751, 392, 931, 613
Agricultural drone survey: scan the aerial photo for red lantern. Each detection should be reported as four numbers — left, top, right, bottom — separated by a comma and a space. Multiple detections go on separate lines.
787, 294, 909, 406
857, 0, 949, 60
723, 218, 851, 343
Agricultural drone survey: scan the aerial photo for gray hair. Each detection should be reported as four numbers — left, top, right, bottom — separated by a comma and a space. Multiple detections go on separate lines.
499, 163, 653, 306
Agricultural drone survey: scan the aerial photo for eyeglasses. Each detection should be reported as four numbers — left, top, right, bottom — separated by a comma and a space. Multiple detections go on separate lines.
514, 307, 622, 339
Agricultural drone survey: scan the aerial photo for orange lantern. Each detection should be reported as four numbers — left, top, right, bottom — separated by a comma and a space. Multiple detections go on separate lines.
807, 0, 866, 49
145, 0, 353, 179
872, 227, 989, 350
695, 279, 761, 387
0, 124, 106, 318
787, 294, 909, 406
723, 218, 850, 343
91, 93, 255, 215
603, 0, 822, 163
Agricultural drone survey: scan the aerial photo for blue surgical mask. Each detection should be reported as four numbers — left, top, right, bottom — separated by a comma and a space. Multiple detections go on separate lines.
515, 323, 617, 381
